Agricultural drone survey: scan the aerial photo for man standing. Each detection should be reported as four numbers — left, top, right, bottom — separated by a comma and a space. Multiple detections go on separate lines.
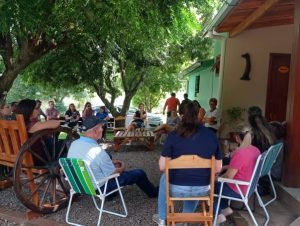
203, 98, 220, 133
67, 116, 158, 197
179, 93, 191, 115
163, 93, 180, 118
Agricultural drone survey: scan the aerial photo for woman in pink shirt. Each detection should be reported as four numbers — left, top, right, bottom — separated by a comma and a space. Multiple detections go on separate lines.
214, 131, 260, 224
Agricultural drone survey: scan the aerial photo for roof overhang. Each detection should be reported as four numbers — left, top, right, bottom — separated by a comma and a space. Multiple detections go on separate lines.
206, 0, 294, 38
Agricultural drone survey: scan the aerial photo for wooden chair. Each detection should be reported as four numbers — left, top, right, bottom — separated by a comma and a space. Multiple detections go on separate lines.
113, 115, 126, 134
59, 158, 128, 226
165, 155, 216, 226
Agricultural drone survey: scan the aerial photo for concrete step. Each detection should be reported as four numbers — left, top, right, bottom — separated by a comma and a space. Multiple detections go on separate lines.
289, 216, 300, 226
275, 182, 300, 215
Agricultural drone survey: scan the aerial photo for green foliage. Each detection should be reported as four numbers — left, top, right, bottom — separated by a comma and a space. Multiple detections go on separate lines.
1, 0, 219, 114
226, 106, 246, 123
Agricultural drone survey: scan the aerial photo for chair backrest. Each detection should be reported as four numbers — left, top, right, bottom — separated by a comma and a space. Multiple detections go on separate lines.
0, 114, 28, 167
245, 153, 266, 198
165, 155, 215, 216
260, 143, 283, 177
114, 115, 126, 128
59, 158, 97, 196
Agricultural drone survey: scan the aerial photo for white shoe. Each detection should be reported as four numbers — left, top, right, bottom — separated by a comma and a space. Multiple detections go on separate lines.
217, 214, 227, 224
221, 207, 233, 217
152, 214, 166, 226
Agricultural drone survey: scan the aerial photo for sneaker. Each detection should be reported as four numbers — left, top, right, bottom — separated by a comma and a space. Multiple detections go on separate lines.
152, 214, 166, 226
221, 207, 233, 217
217, 214, 227, 224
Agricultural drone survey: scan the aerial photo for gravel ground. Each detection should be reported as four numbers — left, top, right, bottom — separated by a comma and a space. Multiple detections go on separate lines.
0, 142, 235, 226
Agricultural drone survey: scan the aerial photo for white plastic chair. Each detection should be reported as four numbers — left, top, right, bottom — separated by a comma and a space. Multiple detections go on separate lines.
213, 152, 269, 226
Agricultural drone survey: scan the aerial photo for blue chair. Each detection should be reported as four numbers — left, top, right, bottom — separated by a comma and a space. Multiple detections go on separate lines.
259, 143, 283, 207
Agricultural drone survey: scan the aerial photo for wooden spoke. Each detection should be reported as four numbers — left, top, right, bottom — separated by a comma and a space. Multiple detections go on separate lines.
14, 126, 78, 214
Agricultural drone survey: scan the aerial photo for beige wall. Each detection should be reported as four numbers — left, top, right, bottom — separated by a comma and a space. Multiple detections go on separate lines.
221, 25, 293, 112
219, 25, 293, 137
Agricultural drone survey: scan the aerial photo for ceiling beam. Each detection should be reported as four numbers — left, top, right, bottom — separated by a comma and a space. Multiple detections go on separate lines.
229, 0, 279, 37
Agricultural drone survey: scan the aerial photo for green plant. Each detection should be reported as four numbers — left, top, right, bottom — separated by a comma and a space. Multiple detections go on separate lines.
226, 106, 246, 124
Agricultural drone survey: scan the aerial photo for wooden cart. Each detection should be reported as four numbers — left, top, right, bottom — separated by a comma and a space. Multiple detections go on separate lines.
0, 115, 78, 214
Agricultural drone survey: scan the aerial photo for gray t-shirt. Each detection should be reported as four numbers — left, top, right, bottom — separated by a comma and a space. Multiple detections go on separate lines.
67, 136, 115, 188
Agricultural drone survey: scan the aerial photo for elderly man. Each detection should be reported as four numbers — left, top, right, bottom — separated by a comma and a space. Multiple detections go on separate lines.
67, 116, 158, 197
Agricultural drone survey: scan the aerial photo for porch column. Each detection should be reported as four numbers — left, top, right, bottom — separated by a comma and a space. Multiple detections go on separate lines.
282, 1, 300, 187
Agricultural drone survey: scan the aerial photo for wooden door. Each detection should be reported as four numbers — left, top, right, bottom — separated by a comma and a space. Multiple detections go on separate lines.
265, 53, 291, 122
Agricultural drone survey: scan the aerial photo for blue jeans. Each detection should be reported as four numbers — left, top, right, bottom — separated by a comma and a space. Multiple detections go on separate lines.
102, 169, 157, 198
158, 174, 210, 220
213, 181, 241, 215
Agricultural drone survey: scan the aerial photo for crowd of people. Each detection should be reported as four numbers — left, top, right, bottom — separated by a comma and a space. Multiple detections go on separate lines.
0, 94, 284, 225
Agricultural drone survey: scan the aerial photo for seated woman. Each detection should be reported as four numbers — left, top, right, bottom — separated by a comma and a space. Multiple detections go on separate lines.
214, 130, 260, 224
127, 103, 147, 131
82, 102, 94, 120
95, 106, 110, 140
15, 99, 61, 165
247, 106, 275, 153
65, 103, 80, 129
0, 103, 14, 120
154, 110, 180, 142
15, 99, 60, 133
193, 100, 206, 123
153, 102, 222, 226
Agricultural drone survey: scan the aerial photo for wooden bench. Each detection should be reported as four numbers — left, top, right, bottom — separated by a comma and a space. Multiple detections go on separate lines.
114, 129, 155, 151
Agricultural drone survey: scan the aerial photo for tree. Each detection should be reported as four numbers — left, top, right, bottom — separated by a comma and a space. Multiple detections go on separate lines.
23, 0, 219, 116
0, 0, 90, 103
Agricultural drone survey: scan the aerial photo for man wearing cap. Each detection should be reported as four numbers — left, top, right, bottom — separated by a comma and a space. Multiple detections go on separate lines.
67, 116, 158, 198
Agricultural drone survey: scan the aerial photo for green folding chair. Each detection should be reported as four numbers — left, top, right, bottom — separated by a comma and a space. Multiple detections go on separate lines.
59, 158, 127, 226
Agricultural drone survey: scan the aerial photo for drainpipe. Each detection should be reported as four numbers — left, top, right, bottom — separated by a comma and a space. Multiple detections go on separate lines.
207, 31, 227, 114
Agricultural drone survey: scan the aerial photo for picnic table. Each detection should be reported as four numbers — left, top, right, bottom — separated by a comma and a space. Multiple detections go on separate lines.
114, 130, 155, 151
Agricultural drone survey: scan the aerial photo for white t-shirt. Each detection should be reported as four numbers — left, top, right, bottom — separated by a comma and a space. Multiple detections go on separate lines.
204, 108, 220, 130
67, 136, 115, 188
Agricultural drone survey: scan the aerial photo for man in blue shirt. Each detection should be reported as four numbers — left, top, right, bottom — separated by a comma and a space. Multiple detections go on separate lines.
68, 116, 158, 197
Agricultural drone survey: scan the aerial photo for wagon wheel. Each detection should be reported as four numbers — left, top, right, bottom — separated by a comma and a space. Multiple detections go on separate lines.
13, 126, 79, 214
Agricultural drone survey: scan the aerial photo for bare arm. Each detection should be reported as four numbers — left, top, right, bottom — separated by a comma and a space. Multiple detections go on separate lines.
222, 168, 238, 179
159, 156, 171, 172
29, 120, 60, 133
215, 159, 223, 173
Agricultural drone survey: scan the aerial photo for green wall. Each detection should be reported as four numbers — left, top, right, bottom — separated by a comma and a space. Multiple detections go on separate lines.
187, 59, 219, 111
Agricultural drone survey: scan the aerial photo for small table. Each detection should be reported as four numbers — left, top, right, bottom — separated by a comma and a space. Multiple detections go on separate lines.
114, 130, 155, 151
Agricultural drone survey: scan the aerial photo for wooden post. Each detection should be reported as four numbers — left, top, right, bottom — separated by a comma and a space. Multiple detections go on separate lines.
282, 1, 300, 187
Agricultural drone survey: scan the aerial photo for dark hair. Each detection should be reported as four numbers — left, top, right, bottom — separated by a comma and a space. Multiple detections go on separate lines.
269, 121, 286, 140
184, 93, 188, 98
248, 106, 275, 152
100, 106, 106, 112
68, 103, 77, 112
10, 101, 18, 107
36, 100, 42, 104
15, 99, 36, 123
176, 102, 199, 137
192, 100, 201, 109
209, 98, 217, 104
83, 102, 92, 111
171, 92, 176, 97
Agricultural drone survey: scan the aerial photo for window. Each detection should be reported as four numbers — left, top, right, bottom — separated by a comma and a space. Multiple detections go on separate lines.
195, 75, 200, 97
